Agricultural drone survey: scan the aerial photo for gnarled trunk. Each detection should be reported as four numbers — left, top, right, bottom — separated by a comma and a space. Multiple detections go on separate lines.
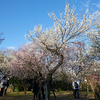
46, 74, 52, 100
87, 82, 89, 97
46, 55, 63, 100
89, 82, 100, 100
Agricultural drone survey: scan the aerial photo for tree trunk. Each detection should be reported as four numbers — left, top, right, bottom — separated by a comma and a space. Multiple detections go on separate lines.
94, 83, 100, 100
46, 55, 63, 100
87, 82, 89, 97
89, 82, 96, 99
24, 85, 27, 94
46, 74, 52, 100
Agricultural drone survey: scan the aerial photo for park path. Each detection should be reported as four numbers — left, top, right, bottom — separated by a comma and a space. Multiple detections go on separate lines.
0, 95, 95, 100
50, 95, 94, 100
0, 91, 95, 100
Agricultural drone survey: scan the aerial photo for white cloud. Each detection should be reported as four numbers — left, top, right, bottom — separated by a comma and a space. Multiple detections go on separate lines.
98, 11, 100, 16
80, 0, 90, 11
84, 0, 90, 8
92, 2, 100, 9
96, 2, 100, 9
92, 3, 96, 6
7, 46, 16, 50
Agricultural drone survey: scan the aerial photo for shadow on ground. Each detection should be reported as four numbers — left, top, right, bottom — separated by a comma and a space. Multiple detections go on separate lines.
0, 91, 95, 100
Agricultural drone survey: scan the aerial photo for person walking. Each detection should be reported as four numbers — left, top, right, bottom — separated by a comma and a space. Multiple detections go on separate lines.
37, 72, 45, 100
0, 76, 7, 96
4, 77, 9, 96
72, 80, 80, 100
32, 77, 38, 100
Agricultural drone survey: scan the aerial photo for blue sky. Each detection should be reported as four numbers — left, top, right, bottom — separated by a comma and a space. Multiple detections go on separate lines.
0, 0, 100, 50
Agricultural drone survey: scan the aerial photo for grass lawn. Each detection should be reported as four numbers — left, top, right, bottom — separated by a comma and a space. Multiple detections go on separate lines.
0, 91, 95, 100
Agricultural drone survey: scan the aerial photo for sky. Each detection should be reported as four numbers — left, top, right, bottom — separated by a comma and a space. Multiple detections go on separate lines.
0, 0, 100, 50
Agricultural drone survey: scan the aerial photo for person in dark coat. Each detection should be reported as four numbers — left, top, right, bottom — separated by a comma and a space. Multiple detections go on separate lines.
0, 76, 7, 96
37, 73, 45, 100
32, 77, 38, 100
72, 80, 80, 100
4, 77, 9, 96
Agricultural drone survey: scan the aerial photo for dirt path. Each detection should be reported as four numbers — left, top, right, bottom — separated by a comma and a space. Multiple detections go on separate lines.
0, 91, 95, 100
0, 95, 95, 100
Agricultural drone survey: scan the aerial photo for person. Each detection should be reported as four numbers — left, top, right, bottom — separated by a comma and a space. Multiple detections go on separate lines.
37, 72, 45, 100
0, 76, 7, 96
32, 77, 38, 100
72, 80, 80, 100
4, 77, 9, 96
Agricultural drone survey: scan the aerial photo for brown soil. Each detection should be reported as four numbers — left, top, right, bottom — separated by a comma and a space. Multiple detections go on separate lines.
0, 90, 95, 100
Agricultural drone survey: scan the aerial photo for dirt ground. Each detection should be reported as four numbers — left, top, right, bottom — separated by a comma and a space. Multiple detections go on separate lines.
0, 91, 95, 100
0, 95, 95, 100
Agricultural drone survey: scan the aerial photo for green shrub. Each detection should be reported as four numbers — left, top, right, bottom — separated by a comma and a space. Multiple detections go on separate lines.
94, 83, 100, 100
9, 78, 33, 92
9, 78, 24, 92
52, 80, 72, 91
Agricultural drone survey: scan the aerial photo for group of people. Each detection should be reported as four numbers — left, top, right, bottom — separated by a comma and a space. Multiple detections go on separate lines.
32, 73, 80, 100
0, 76, 9, 96
32, 73, 45, 100
0, 74, 80, 100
